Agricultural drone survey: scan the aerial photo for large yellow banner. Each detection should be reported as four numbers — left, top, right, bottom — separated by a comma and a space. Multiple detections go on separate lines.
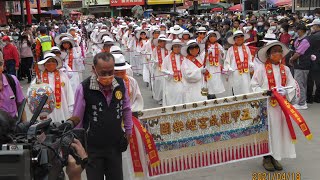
133, 92, 272, 178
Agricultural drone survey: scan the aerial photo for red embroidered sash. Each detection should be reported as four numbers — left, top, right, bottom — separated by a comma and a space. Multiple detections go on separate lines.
68, 49, 74, 70
265, 61, 287, 107
124, 77, 131, 98
157, 47, 168, 70
43, 70, 62, 109
207, 43, 220, 66
187, 55, 211, 82
170, 53, 184, 82
233, 45, 249, 75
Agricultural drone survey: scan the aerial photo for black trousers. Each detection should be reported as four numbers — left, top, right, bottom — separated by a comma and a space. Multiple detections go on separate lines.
86, 148, 123, 180
21, 57, 33, 82
307, 70, 320, 101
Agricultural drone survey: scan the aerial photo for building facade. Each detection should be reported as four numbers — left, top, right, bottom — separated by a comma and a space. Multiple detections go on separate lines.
84, 0, 111, 17
293, 0, 320, 14
110, 0, 145, 17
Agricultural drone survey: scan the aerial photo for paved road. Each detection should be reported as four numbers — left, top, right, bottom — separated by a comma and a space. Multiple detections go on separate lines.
20, 56, 319, 180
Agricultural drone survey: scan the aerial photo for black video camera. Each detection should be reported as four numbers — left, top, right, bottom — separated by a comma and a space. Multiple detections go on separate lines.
0, 95, 87, 180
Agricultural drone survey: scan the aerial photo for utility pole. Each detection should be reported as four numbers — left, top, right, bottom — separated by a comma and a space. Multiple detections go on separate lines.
193, 0, 198, 15
20, 0, 25, 25
308, 0, 311, 15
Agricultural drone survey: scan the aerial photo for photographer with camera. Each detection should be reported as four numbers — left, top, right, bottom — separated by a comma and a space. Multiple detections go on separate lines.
65, 52, 133, 180
66, 138, 88, 180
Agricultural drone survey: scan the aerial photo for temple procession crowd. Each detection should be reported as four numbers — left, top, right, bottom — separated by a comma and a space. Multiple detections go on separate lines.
0, 9, 320, 179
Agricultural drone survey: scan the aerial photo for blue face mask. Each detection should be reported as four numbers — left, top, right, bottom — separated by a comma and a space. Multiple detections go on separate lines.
288, 31, 295, 36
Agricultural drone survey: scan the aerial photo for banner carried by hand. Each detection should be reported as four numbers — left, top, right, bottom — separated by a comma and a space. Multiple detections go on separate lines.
135, 92, 272, 178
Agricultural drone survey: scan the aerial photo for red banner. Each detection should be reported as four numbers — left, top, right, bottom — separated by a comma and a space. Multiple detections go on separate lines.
132, 116, 160, 168
129, 125, 144, 177
110, 0, 145, 6
273, 90, 313, 141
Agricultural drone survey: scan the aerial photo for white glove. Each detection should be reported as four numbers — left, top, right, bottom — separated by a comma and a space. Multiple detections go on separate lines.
222, 67, 233, 75
208, 47, 215, 53
277, 87, 287, 96
163, 70, 173, 76
249, 62, 254, 68
201, 67, 207, 74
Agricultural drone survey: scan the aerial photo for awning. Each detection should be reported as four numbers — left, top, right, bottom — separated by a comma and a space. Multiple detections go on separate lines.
88, 6, 111, 13
188, 3, 231, 10
274, 0, 292, 6
43, 9, 62, 15
228, 4, 242, 11
12, 9, 47, 15
211, 7, 223, 11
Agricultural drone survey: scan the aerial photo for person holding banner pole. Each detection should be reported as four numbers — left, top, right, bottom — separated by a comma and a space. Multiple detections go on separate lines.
200, 30, 226, 99
161, 39, 185, 106
251, 40, 298, 171
181, 40, 207, 103
151, 35, 172, 105
224, 30, 254, 96
133, 29, 149, 76
143, 27, 160, 87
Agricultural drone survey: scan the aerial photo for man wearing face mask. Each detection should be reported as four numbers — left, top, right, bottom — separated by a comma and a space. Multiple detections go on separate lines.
0, 57, 26, 122
289, 24, 312, 109
306, 19, 320, 103
71, 52, 133, 180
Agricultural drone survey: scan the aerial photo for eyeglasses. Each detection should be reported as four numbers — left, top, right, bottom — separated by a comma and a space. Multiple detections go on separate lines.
198, 32, 206, 35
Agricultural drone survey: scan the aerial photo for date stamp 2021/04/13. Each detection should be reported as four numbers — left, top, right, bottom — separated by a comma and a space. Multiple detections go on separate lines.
252, 172, 301, 180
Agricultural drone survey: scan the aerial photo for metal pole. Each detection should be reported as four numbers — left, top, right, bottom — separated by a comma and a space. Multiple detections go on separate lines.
20, 0, 25, 25
242, 0, 246, 16
174, 0, 176, 13
308, 0, 311, 15
194, 0, 198, 15
292, 0, 295, 13
25, 0, 32, 25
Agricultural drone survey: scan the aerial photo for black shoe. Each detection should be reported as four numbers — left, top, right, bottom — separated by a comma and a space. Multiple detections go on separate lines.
314, 98, 320, 103
307, 99, 314, 104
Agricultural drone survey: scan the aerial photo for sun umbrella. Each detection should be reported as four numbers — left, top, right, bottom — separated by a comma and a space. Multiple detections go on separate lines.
228, 4, 242, 11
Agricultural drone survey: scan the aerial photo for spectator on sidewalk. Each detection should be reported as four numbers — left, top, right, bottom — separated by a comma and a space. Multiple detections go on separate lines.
2, 36, 20, 76
289, 24, 311, 109
19, 33, 33, 83
306, 19, 320, 103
